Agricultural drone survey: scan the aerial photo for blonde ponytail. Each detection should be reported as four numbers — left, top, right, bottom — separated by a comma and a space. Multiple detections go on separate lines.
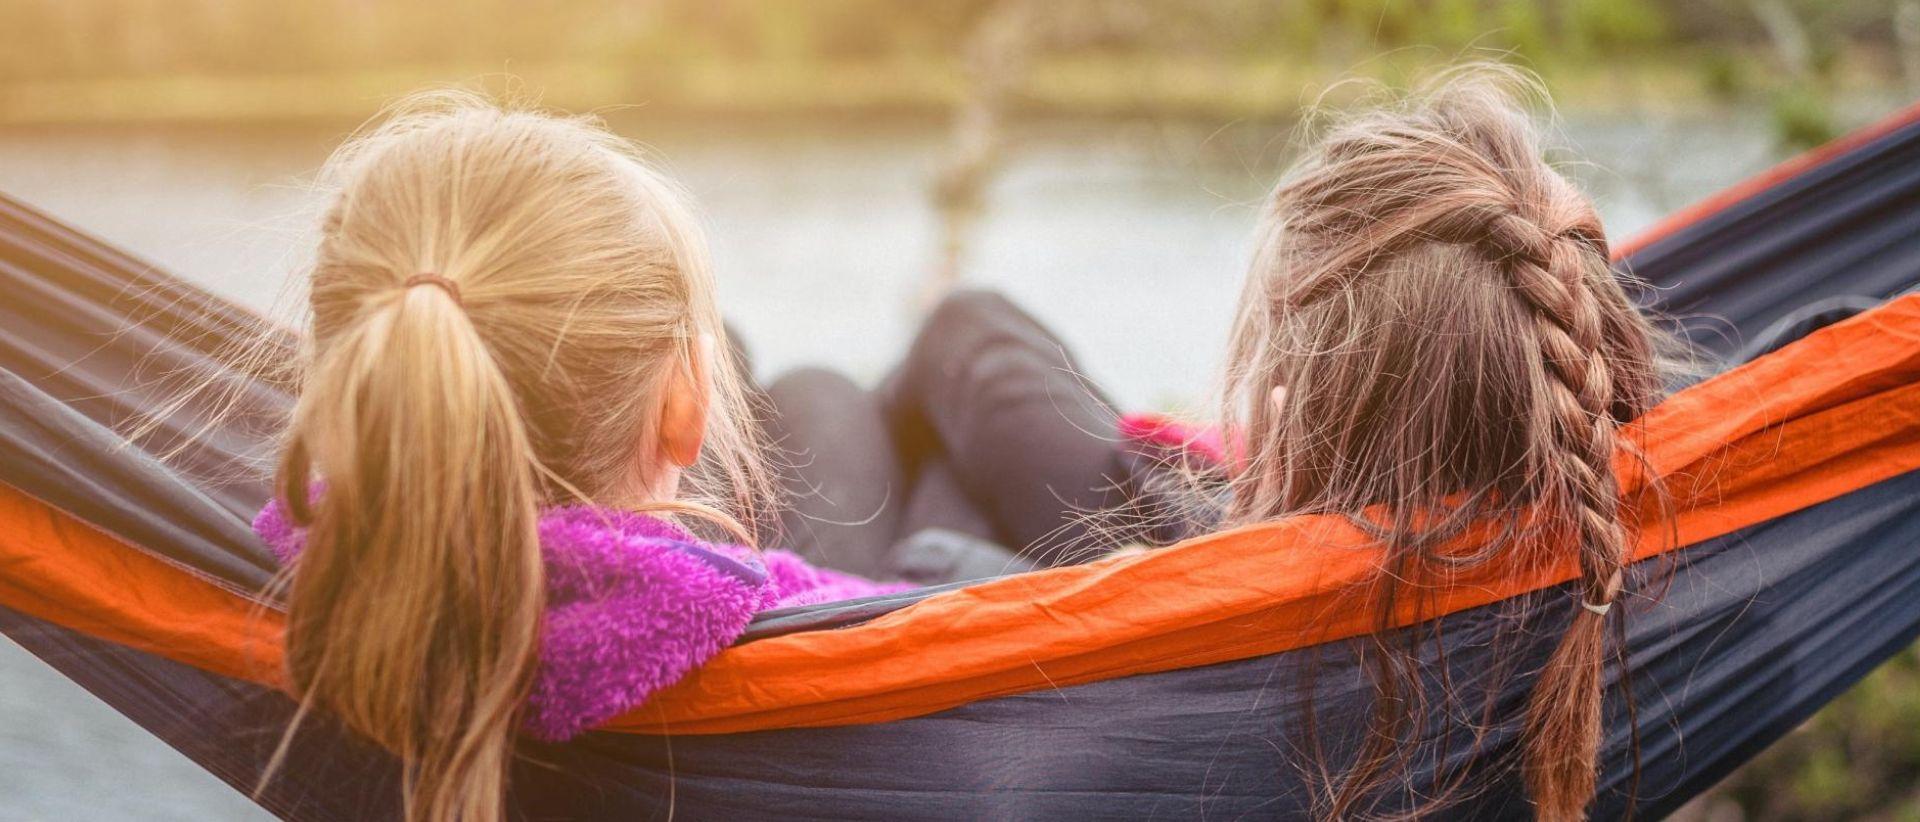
268, 91, 775, 821
282, 282, 543, 822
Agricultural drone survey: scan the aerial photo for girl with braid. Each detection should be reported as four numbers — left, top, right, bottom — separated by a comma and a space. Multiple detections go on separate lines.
1210, 65, 1664, 818
790, 64, 1670, 817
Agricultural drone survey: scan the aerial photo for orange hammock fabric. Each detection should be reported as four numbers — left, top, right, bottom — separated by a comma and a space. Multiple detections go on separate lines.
3, 293, 1918, 735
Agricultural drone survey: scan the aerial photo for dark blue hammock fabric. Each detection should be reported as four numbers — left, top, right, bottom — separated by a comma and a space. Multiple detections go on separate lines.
1, 102, 1918, 820
1624, 105, 1920, 354
8, 467, 1920, 820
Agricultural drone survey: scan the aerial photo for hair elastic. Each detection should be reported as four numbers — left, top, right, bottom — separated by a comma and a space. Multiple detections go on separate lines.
402, 272, 462, 306
1580, 568, 1625, 616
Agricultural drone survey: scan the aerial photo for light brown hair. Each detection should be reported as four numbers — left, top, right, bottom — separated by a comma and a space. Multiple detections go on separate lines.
1223, 65, 1664, 819
270, 91, 772, 821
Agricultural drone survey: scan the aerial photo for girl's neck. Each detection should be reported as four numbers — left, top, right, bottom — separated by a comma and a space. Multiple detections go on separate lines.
606, 464, 684, 512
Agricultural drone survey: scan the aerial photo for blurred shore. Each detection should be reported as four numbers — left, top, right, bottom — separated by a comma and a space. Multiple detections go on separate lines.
0, 54, 1906, 129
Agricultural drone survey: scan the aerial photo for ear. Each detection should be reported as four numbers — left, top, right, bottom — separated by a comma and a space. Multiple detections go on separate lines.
1269, 384, 1288, 417
658, 334, 714, 469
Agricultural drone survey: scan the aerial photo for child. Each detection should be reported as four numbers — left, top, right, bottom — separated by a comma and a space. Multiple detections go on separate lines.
1212, 66, 1664, 819
257, 92, 902, 822
810, 64, 1666, 818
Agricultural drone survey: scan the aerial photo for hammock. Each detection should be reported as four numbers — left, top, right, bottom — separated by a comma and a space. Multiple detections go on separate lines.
2, 101, 1919, 820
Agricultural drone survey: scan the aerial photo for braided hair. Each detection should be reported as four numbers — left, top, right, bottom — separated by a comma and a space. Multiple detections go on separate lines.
1220, 65, 1663, 819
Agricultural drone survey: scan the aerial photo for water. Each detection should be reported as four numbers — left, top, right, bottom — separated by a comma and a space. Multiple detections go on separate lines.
0, 637, 270, 821
0, 108, 1782, 817
0, 110, 1779, 407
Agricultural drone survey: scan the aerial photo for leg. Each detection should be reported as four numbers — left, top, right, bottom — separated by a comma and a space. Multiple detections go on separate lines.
762, 367, 906, 579
888, 527, 1039, 586
886, 290, 1138, 566
898, 457, 997, 543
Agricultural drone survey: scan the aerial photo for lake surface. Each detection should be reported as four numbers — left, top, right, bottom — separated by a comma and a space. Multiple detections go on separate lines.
0, 108, 1787, 818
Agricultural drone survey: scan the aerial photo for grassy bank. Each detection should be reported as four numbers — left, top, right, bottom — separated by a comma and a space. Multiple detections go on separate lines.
0, 50, 1902, 129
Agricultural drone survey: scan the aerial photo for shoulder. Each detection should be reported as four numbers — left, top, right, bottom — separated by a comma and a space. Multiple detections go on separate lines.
525, 508, 773, 740
251, 495, 302, 565
757, 549, 914, 608
536, 507, 768, 597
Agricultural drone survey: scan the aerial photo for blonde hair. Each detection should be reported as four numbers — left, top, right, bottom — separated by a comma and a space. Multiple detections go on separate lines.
1224, 66, 1665, 819
270, 91, 772, 821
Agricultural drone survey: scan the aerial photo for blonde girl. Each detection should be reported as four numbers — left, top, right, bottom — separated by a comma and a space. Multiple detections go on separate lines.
254, 93, 902, 822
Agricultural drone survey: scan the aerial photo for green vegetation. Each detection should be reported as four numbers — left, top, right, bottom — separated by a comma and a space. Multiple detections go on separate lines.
1771, 86, 1843, 149
1680, 648, 1920, 819
0, 0, 1908, 143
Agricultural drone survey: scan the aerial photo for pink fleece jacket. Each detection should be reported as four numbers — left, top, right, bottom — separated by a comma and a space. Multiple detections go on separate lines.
253, 500, 908, 741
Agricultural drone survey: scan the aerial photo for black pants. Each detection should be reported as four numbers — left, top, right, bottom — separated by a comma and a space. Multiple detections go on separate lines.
761, 289, 1877, 580
763, 290, 1151, 576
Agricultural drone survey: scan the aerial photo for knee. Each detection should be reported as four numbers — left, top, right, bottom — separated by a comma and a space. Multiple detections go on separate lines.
920, 288, 1023, 348
766, 366, 863, 412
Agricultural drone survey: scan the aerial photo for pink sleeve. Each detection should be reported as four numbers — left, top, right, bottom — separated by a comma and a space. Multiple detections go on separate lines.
1118, 412, 1229, 466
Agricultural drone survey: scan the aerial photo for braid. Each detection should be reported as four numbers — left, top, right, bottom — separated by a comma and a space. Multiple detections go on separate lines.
1226, 64, 1667, 819
1495, 198, 1633, 821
